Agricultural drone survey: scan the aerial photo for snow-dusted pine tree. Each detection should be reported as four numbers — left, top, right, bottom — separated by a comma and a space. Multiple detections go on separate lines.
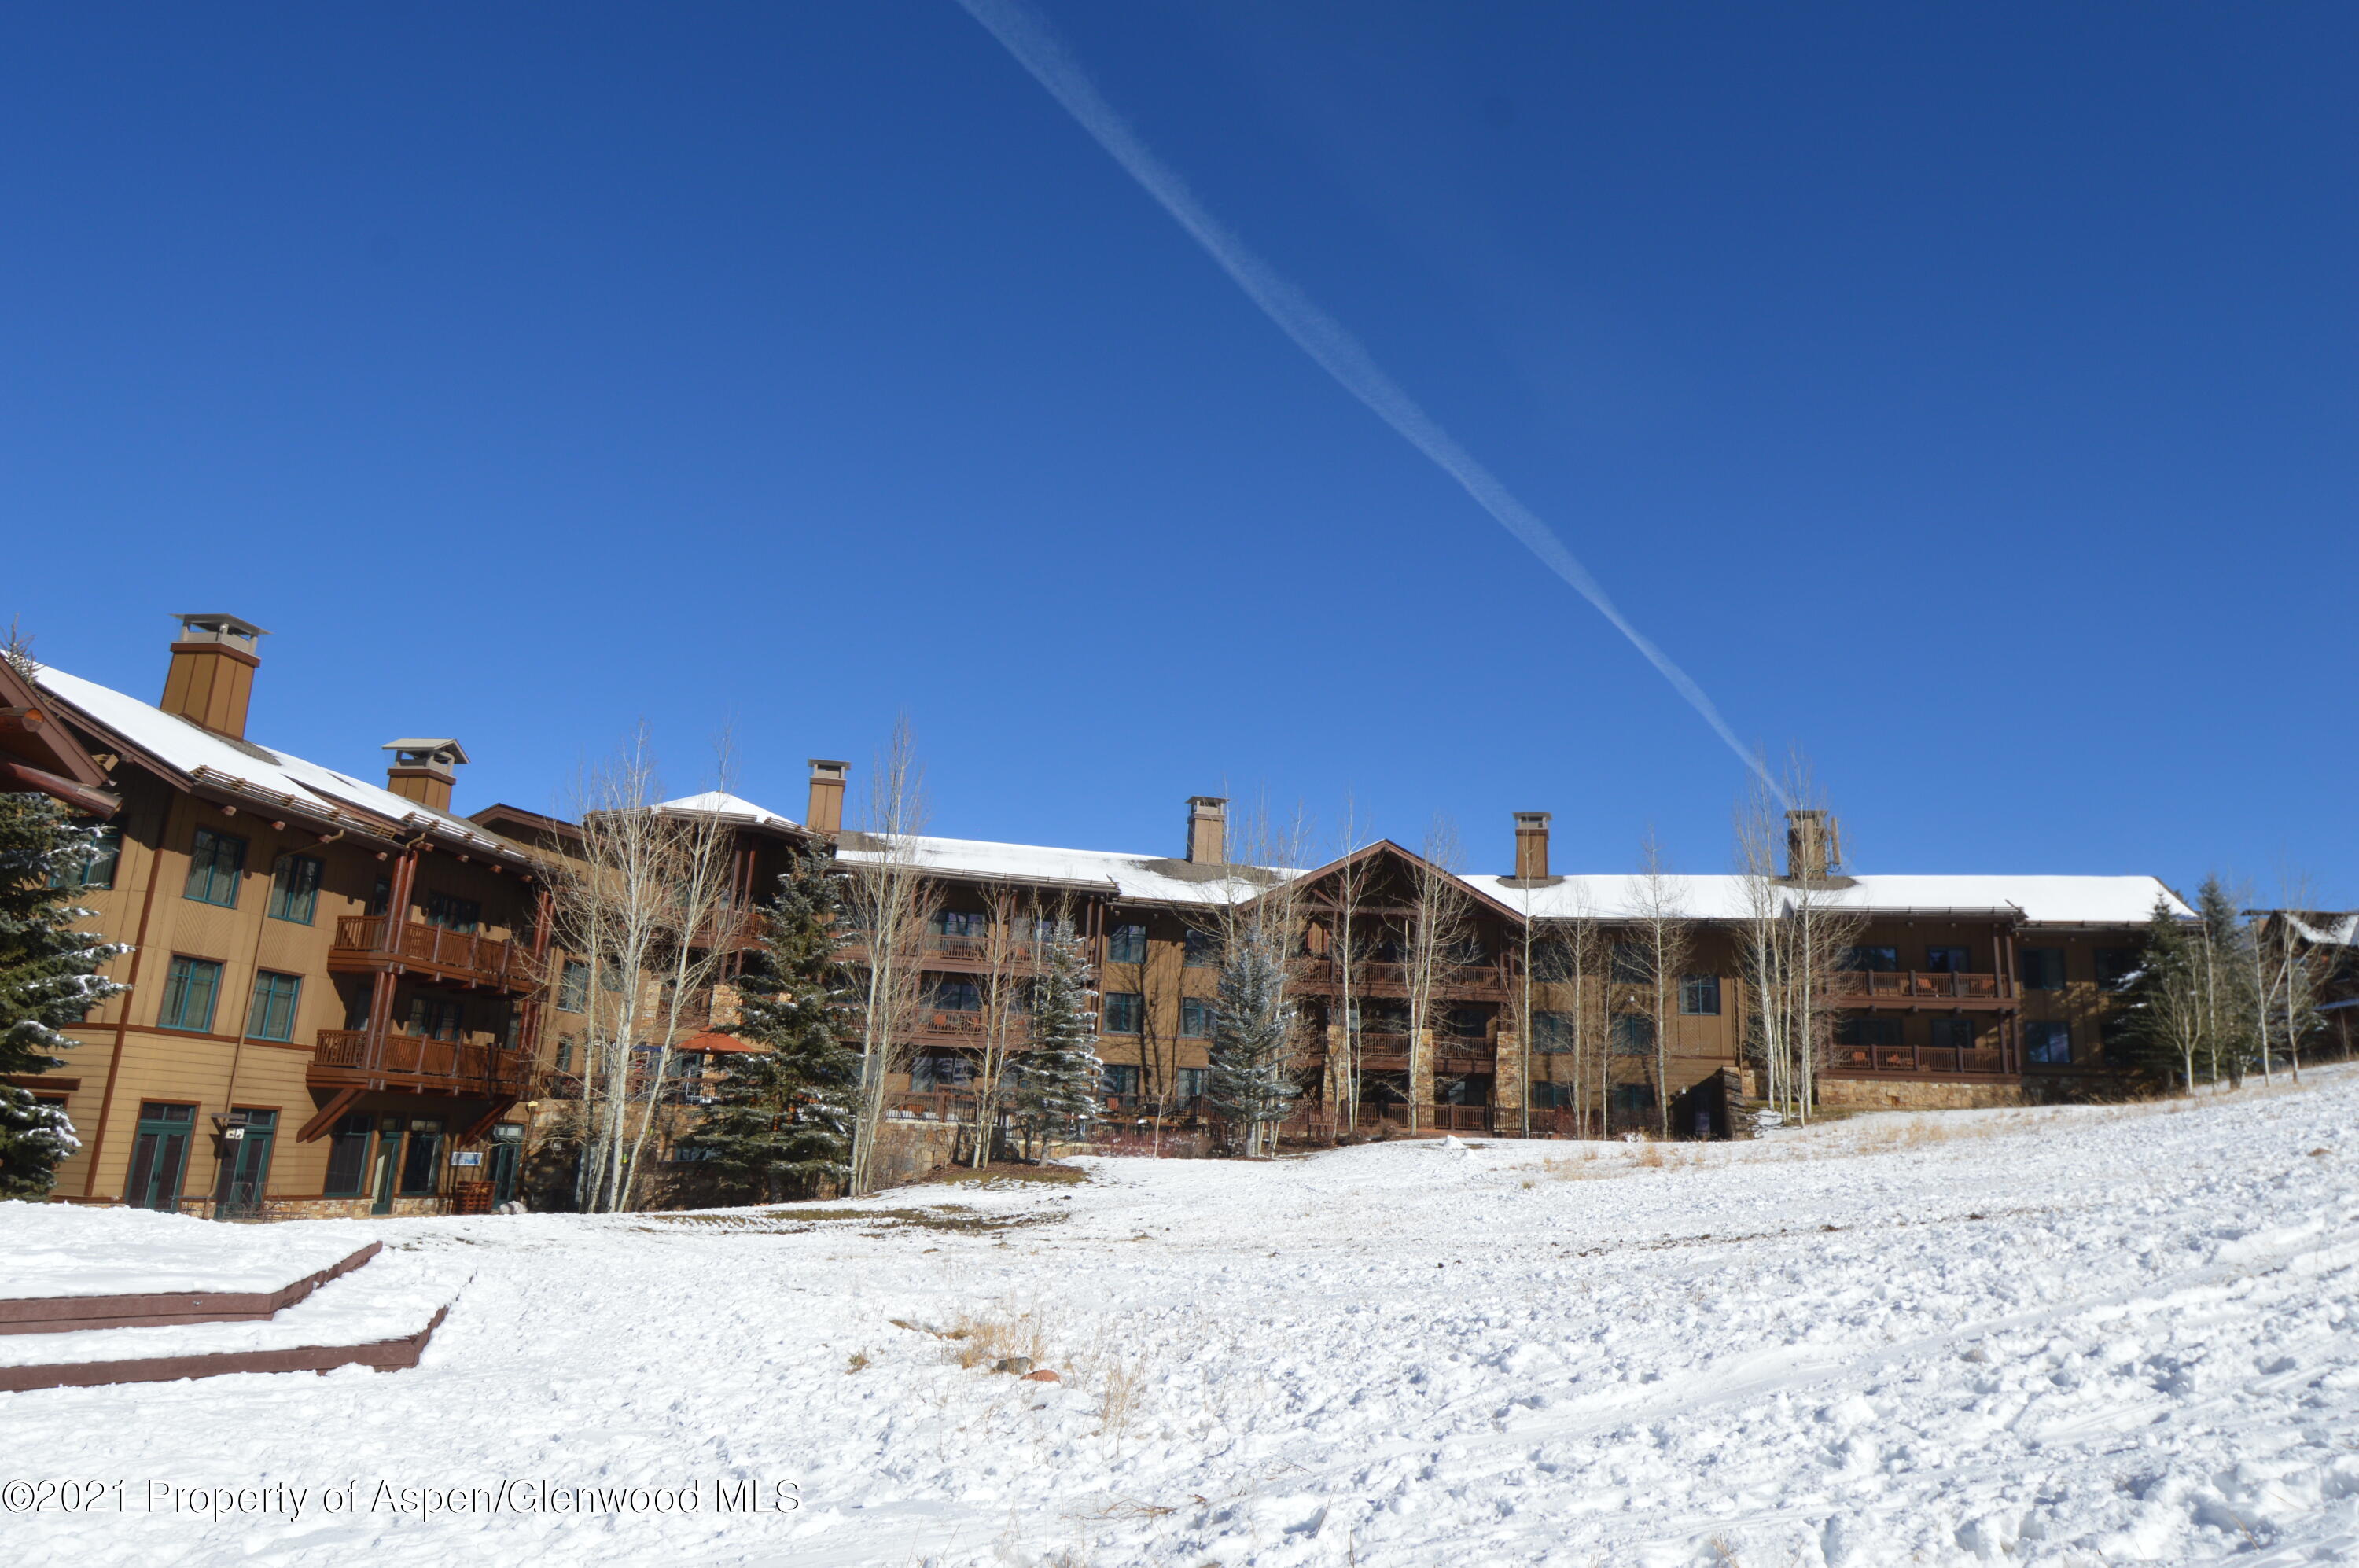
1009, 930, 1100, 1158
1, 792, 129, 1198
696, 846, 859, 1201
1209, 926, 1297, 1157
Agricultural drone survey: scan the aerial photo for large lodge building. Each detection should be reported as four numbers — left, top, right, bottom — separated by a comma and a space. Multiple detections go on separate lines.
9, 617, 2214, 1216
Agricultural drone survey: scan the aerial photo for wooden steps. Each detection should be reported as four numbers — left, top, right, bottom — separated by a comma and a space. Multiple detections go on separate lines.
0, 1241, 381, 1335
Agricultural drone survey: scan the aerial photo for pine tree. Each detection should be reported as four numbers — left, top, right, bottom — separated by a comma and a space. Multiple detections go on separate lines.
694, 846, 858, 1202
1, 793, 129, 1198
1009, 930, 1100, 1158
2118, 896, 2199, 1089
2192, 876, 2259, 1084
1208, 926, 1297, 1156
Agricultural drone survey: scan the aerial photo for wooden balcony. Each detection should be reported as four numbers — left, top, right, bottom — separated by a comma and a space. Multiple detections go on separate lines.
1829, 1043, 2013, 1078
309, 1029, 533, 1097
329, 915, 541, 993
1824, 971, 2015, 1010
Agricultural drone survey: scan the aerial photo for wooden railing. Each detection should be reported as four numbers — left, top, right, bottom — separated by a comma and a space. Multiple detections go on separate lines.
331, 915, 541, 991
1832, 1043, 2011, 1076
1824, 971, 2011, 1002
312, 1029, 532, 1095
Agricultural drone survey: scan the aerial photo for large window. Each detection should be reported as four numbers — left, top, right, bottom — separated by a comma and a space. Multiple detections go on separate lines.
1928, 1018, 1977, 1053
1100, 1063, 1139, 1097
558, 959, 589, 1014
929, 977, 981, 1013
50, 823, 120, 889
1102, 992, 1143, 1033
1180, 996, 1215, 1038
267, 854, 323, 924
398, 1119, 443, 1194
933, 909, 988, 938
1679, 974, 1721, 1015
1842, 945, 1899, 973
1106, 923, 1148, 964
407, 996, 466, 1041
1532, 1011, 1576, 1051
1609, 942, 1647, 983
1835, 1015, 1903, 1048
1183, 929, 1218, 968
424, 892, 480, 933
1610, 1084, 1655, 1116
2095, 948, 2140, 992
244, 971, 302, 1042
2021, 948, 2067, 991
1924, 946, 1970, 974
2026, 1020, 2072, 1065
160, 956, 223, 1032
1609, 1013, 1654, 1055
1446, 1003, 1491, 1040
1178, 1066, 1207, 1101
183, 828, 245, 907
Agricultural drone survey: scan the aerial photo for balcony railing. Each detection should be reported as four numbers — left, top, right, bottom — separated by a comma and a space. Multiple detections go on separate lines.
1831, 1043, 2012, 1077
1824, 971, 2012, 1003
311, 1029, 532, 1095
331, 915, 541, 992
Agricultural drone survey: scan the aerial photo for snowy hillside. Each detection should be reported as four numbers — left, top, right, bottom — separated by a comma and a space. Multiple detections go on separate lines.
17, 1071, 2359, 1566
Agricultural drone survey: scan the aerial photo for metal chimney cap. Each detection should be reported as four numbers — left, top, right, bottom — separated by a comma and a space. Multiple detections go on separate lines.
173, 613, 270, 640
383, 738, 471, 766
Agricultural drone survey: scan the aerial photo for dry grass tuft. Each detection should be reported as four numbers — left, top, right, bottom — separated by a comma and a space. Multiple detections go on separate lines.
934, 1309, 1052, 1371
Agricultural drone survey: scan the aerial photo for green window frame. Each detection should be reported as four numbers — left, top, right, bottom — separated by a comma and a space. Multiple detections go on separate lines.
1180, 996, 1215, 1037
1106, 923, 1148, 965
160, 956, 223, 1032
398, 1118, 444, 1194
268, 853, 324, 924
245, 970, 302, 1041
2021, 948, 2067, 991
183, 827, 246, 907
1102, 992, 1143, 1033
557, 959, 589, 1013
50, 823, 122, 889
1679, 974, 1721, 1015
1183, 929, 1218, 968
1609, 1012, 1654, 1055
424, 891, 480, 933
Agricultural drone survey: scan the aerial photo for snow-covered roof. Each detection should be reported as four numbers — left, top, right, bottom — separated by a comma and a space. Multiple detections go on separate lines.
28, 662, 524, 861
2284, 913, 2359, 948
654, 791, 801, 830
834, 832, 1300, 906
1467, 873, 2190, 926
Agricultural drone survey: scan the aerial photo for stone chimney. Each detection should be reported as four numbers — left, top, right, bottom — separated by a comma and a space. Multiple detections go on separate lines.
381, 739, 469, 813
1185, 796, 1227, 864
1785, 808, 1840, 881
161, 613, 268, 738
1514, 812, 1551, 881
805, 759, 847, 835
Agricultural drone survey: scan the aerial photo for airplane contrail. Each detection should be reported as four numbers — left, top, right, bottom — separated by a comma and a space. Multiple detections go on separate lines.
954, 0, 1788, 808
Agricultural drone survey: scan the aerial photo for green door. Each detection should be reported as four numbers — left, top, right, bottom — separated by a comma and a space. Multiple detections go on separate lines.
370, 1116, 403, 1215
486, 1124, 523, 1206
212, 1109, 277, 1218
125, 1103, 195, 1211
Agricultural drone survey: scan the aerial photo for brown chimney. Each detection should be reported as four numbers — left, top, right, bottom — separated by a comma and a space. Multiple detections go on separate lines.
1185, 796, 1227, 864
1785, 808, 1840, 881
805, 759, 847, 834
1513, 812, 1552, 882
161, 613, 268, 738
382, 739, 469, 814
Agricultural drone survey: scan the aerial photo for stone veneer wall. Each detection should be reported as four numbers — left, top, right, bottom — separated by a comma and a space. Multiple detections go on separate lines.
1818, 1077, 2030, 1112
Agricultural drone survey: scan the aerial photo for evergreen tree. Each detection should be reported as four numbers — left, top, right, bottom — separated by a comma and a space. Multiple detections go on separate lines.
2118, 895, 2199, 1088
1208, 926, 1297, 1156
2193, 876, 2259, 1084
694, 846, 858, 1202
1009, 930, 1101, 1157
1, 793, 129, 1198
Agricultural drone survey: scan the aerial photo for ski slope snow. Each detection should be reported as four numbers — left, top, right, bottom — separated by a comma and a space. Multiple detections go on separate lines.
13, 1070, 2359, 1566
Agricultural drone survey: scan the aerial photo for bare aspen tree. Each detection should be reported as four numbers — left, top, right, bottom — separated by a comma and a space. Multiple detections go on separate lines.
837, 720, 937, 1197
1630, 831, 1694, 1137
2261, 876, 2325, 1084
1734, 788, 1794, 1120
1324, 799, 1375, 1135
962, 885, 1029, 1166
1550, 891, 1604, 1139
1403, 817, 1474, 1135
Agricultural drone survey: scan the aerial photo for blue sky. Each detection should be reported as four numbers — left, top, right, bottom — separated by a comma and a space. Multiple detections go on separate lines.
4, 3, 2352, 901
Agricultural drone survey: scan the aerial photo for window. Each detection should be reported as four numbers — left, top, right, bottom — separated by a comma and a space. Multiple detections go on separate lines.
558, 960, 590, 1014
1107, 923, 1147, 964
1100, 1063, 1139, 1097
1532, 944, 1577, 981
160, 956, 223, 1032
1530, 1082, 1573, 1110
183, 827, 245, 907
933, 909, 989, 938
911, 1054, 973, 1091
1532, 1010, 1576, 1051
1610, 1084, 1656, 1115
1609, 1013, 1654, 1055
2100, 1016, 2139, 1066
554, 1037, 575, 1075
1447, 1003, 1491, 1040
425, 892, 480, 933
1610, 942, 1647, 983
1180, 996, 1216, 1037
1679, 974, 1721, 1015
2021, 948, 2067, 991
1841, 945, 1899, 973
1924, 947, 1970, 974
407, 996, 466, 1041
1835, 1015, 1903, 1048
2095, 948, 2140, 992
929, 977, 982, 1013
398, 1118, 443, 1194
244, 971, 302, 1042
1178, 1067, 1208, 1101
50, 823, 120, 889
265, 854, 323, 923
1183, 929, 1218, 968
1103, 992, 1143, 1033
369, 877, 391, 917
1928, 1018, 1977, 1053
2026, 1019, 2072, 1065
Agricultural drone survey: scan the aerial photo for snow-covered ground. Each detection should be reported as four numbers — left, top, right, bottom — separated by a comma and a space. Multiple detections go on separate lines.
14, 1069, 2359, 1567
